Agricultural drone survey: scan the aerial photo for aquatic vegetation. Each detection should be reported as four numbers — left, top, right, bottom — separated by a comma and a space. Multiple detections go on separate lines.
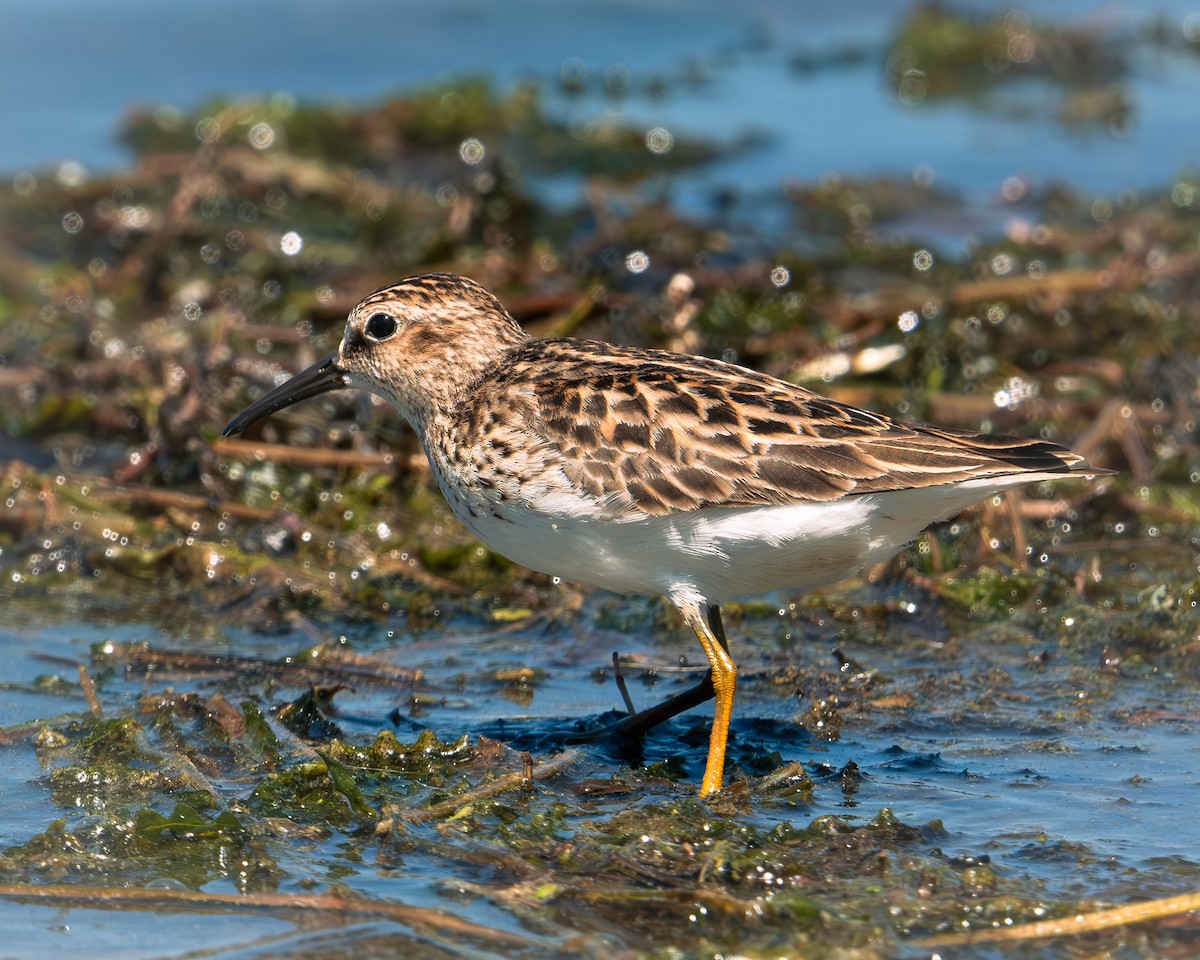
1, 39, 1199, 960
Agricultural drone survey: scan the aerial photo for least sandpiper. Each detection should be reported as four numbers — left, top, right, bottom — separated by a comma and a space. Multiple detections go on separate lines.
224, 273, 1106, 797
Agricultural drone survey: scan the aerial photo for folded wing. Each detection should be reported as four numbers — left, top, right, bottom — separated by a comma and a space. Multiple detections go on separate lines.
492, 339, 1096, 518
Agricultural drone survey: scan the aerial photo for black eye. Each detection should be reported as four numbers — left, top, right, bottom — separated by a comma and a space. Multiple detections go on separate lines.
364, 312, 398, 342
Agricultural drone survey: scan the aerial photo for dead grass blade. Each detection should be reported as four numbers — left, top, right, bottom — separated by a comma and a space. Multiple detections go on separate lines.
921, 889, 1200, 948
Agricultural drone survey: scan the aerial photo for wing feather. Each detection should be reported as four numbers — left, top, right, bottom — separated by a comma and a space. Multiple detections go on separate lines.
479, 338, 1096, 517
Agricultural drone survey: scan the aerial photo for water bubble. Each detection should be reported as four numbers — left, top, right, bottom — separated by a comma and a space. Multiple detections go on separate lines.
645, 126, 674, 155
999, 176, 1029, 203
62, 212, 84, 234
898, 310, 919, 333
770, 265, 790, 287
896, 69, 928, 105
459, 138, 485, 165
1008, 34, 1035, 63
248, 122, 275, 150
195, 116, 221, 143
279, 231, 303, 256
560, 57, 588, 90
912, 249, 933, 271
56, 161, 87, 187
993, 375, 1038, 410
624, 250, 650, 274
603, 62, 631, 96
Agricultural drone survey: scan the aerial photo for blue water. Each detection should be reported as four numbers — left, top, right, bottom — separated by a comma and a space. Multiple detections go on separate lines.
3, 5, 1199, 954
4, 0, 1198, 213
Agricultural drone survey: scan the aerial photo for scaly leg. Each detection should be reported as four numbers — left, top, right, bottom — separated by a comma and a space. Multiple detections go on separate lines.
680, 600, 736, 798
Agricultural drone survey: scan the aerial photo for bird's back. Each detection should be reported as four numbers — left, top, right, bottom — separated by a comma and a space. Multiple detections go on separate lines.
456, 336, 1095, 519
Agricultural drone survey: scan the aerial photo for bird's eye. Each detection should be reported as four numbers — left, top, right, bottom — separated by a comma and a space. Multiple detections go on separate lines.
364, 312, 398, 342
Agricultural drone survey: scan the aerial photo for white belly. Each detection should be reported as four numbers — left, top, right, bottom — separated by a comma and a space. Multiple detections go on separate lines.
452, 474, 1045, 605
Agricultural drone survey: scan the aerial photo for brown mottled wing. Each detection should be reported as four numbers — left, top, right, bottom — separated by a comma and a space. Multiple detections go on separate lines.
506, 339, 1091, 517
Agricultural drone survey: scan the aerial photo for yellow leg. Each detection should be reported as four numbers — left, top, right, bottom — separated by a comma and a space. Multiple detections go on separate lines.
682, 601, 735, 798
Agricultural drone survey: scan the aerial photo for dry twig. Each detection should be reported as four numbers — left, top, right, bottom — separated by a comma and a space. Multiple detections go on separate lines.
922, 890, 1200, 948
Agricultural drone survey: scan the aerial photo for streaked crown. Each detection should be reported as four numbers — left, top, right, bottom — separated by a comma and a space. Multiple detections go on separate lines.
338, 273, 529, 425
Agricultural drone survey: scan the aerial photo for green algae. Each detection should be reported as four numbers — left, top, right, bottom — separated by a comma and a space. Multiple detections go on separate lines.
0, 25, 1198, 960
886, 3, 1132, 118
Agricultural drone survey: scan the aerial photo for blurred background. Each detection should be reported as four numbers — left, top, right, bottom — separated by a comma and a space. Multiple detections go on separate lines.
5, 0, 1199, 229
1, 3, 1198, 958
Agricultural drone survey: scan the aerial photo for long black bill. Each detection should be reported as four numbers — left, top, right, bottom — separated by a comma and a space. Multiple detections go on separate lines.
223, 352, 348, 436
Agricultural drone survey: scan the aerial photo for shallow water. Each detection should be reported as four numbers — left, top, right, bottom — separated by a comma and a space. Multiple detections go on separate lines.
4, 531, 1198, 955
2, 1, 1199, 956
5, 0, 1200, 218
